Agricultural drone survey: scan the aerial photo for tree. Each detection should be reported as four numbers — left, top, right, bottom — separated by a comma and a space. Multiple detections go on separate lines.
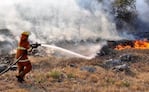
112, 0, 137, 31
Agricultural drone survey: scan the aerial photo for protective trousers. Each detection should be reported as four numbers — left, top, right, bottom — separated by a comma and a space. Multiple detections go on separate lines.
17, 61, 32, 79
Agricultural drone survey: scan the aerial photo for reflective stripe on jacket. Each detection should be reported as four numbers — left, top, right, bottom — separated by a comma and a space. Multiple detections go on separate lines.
15, 40, 31, 60
18, 59, 29, 62
17, 46, 26, 50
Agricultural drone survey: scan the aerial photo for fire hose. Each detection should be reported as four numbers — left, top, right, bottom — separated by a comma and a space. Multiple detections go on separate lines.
0, 43, 41, 76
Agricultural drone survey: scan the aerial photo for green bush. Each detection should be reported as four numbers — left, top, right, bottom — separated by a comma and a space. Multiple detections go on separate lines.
105, 78, 115, 84
67, 73, 76, 79
122, 81, 130, 87
49, 71, 61, 79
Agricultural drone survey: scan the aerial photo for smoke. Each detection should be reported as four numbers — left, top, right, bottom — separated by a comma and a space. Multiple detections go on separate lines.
134, 0, 149, 38
0, 29, 17, 54
0, 0, 122, 43
136, 0, 149, 23
0, 0, 130, 55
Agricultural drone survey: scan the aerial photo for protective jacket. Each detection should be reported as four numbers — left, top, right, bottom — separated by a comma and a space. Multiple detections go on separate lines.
16, 40, 31, 62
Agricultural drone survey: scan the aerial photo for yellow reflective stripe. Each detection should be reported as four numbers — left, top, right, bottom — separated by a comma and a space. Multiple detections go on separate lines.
17, 46, 26, 50
28, 47, 32, 52
18, 59, 29, 62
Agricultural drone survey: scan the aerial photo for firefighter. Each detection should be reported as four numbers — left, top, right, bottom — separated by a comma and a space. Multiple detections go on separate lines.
15, 31, 40, 83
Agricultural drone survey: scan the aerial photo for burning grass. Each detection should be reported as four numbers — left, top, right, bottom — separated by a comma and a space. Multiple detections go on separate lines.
0, 49, 149, 92
115, 40, 149, 50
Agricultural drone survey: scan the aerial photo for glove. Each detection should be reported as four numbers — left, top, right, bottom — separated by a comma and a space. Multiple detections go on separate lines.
31, 42, 41, 48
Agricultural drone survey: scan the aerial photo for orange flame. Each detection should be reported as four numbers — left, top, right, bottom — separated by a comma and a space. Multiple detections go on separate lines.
115, 45, 131, 50
115, 40, 149, 50
134, 40, 149, 49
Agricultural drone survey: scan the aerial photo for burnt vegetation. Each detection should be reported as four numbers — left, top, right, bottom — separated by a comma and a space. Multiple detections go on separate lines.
109, 0, 149, 39
112, 0, 137, 31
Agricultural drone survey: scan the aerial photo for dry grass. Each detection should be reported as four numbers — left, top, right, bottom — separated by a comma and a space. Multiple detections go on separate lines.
0, 49, 149, 92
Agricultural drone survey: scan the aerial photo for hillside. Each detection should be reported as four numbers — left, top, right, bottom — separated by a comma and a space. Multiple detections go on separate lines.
0, 49, 149, 92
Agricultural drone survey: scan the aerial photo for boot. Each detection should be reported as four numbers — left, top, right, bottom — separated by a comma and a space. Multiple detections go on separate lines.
16, 71, 25, 83
16, 75, 24, 83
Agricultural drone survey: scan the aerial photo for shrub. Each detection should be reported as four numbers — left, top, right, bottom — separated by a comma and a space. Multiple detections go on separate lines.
122, 81, 130, 87
67, 73, 76, 79
49, 70, 61, 79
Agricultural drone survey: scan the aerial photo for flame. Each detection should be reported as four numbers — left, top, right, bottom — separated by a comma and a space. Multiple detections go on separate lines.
115, 40, 149, 50
134, 40, 149, 49
115, 44, 131, 50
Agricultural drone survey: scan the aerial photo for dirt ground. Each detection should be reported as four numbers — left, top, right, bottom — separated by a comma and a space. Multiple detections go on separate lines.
0, 49, 149, 92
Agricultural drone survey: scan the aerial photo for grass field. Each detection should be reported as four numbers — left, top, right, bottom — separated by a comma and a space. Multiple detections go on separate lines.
0, 49, 149, 92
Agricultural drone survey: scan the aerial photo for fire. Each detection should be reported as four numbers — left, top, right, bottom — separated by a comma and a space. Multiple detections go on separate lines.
115, 44, 131, 50
115, 40, 149, 50
134, 40, 149, 49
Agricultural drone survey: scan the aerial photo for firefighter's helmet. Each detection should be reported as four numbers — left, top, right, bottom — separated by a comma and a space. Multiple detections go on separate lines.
21, 31, 30, 36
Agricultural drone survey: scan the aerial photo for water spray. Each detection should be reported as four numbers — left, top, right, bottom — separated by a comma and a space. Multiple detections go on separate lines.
41, 44, 96, 60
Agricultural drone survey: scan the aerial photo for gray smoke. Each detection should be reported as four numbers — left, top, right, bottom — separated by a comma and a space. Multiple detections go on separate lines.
134, 0, 149, 38
1, 0, 148, 54
136, 0, 149, 23
0, 0, 122, 43
0, 0, 123, 54
0, 29, 17, 54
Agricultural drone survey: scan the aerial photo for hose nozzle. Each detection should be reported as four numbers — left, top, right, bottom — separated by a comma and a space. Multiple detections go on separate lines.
31, 42, 41, 48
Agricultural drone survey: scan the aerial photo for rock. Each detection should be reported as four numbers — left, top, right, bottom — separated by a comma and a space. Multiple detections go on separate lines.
120, 54, 134, 62
102, 59, 122, 69
0, 64, 7, 73
0, 54, 14, 64
97, 46, 115, 56
9, 65, 17, 71
112, 64, 129, 72
57, 73, 67, 83
69, 64, 77, 68
80, 66, 96, 73
0, 64, 17, 73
